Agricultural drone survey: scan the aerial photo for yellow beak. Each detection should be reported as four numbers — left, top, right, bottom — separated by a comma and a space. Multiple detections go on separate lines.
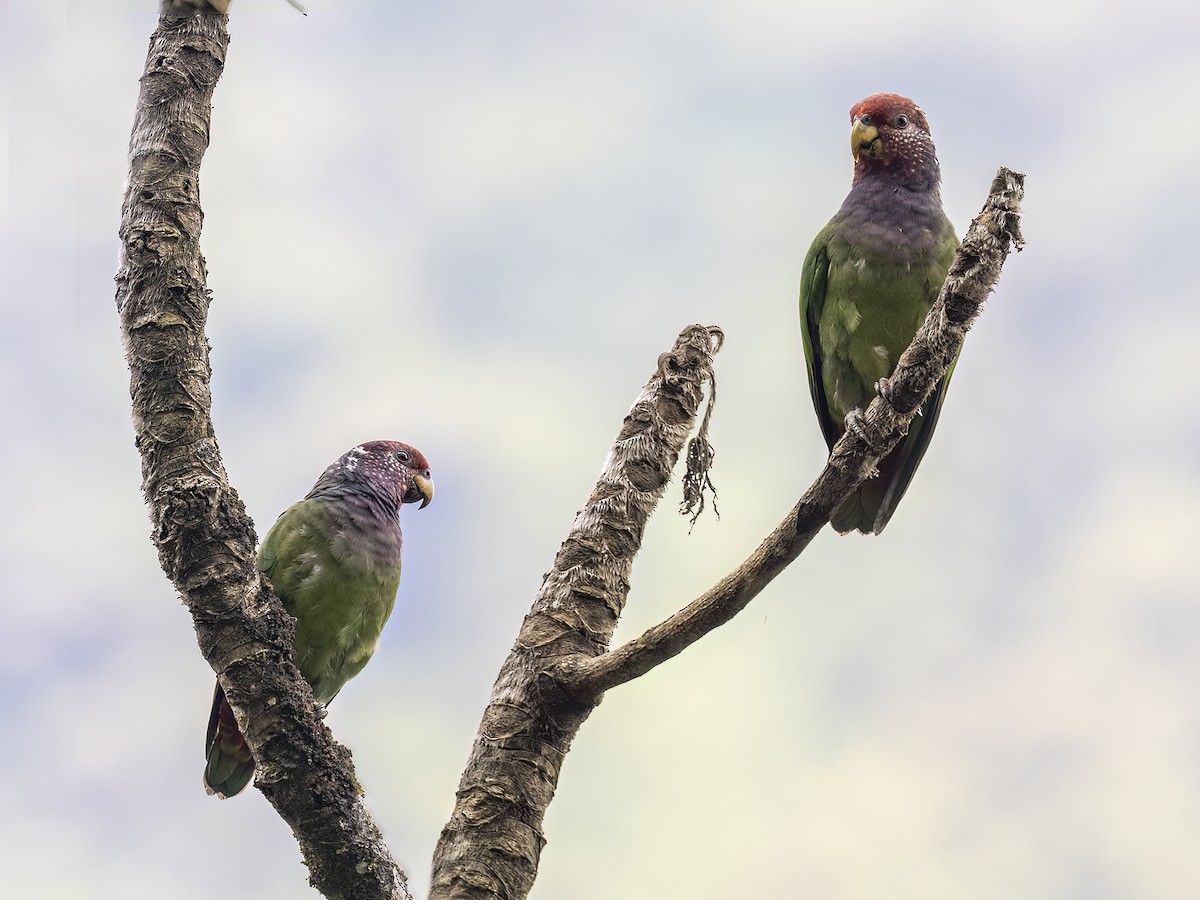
411, 472, 434, 509
851, 118, 881, 162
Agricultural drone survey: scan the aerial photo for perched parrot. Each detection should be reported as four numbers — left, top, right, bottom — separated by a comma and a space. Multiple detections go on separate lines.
799, 92, 959, 534
203, 440, 434, 798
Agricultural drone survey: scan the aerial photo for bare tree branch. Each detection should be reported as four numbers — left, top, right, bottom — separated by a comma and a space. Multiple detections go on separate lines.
553, 167, 1026, 700
115, 7, 410, 899
429, 325, 723, 900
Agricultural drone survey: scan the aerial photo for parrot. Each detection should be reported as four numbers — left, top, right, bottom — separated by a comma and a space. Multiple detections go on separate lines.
799, 92, 959, 534
203, 440, 434, 798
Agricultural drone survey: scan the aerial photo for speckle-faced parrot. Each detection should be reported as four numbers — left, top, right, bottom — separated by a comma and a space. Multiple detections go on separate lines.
799, 92, 959, 534
203, 440, 434, 798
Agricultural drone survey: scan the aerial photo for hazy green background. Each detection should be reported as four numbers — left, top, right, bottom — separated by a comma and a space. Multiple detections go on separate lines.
5, 0, 1200, 897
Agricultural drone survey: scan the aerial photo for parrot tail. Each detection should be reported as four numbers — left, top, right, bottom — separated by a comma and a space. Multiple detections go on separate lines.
203, 684, 255, 799
831, 374, 952, 536
830, 479, 888, 535
831, 440, 918, 535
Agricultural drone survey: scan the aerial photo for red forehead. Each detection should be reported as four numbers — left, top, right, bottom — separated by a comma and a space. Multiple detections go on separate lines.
404, 446, 431, 470
361, 440, 430, 470
849, 92, 929, 130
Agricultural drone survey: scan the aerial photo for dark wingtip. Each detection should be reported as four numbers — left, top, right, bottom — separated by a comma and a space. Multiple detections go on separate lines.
203, 760, 255, 799
205, 685, 256, 798
831, 491, 877, 535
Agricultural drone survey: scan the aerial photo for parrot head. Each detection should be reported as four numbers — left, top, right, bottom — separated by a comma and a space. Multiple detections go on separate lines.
848, 92, 940, 190
311, 440, 434, 511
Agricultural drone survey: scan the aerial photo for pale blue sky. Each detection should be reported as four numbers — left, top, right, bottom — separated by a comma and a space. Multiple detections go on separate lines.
4, 1, 1200, 898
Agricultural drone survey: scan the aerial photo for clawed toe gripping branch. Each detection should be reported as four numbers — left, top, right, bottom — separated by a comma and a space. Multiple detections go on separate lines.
119, 6, 1022, 900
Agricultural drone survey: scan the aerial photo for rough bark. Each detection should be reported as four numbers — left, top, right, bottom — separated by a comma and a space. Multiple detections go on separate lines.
429, 326, 724, 899
553, 168, 1026, 699
114, 8, 411, 900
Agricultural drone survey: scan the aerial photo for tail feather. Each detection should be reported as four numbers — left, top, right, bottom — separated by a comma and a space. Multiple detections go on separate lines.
830, 449, 910, 535
204, 684, 255, 799
831, 372, 953, 535
830, 477, 888, 535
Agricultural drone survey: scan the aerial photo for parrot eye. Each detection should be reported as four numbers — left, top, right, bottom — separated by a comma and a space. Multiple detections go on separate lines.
859, 114, 874, 127
894, 114, 909, 128
395, 449, 412, 463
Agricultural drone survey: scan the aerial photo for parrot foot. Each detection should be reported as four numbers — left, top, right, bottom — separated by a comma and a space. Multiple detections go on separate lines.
844, 408, 873, 447
876, 377, 924, 415
874, 378, 895, 405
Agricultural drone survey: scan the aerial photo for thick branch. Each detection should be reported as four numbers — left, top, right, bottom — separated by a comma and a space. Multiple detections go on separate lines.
554, 167, 1026, 699
115, 10, 409, 900
429, 325, 723, 900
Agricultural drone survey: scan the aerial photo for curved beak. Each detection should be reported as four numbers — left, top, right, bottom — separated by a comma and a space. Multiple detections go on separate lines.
405, 471, 434, 509
850, 117, 881, 162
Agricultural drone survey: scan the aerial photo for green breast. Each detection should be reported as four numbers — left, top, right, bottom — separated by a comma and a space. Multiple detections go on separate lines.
258, 500, 403, 705
818, 231, 956, 420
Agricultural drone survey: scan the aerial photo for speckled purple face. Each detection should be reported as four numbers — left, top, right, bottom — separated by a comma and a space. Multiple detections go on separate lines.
847, 93, 940, 190
325, 440, 434, 508
849, 93, 930, 135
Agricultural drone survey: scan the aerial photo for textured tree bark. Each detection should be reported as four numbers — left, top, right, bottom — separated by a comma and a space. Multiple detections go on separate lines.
428, 326, 723, 899
115, 8, 411, 900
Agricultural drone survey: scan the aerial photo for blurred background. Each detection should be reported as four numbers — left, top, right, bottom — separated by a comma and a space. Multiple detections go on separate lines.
4, 0, 1200, 897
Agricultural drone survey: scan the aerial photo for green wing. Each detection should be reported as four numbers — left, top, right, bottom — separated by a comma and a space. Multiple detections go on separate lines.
256, 502, 316, 611
798, 226, 841, 450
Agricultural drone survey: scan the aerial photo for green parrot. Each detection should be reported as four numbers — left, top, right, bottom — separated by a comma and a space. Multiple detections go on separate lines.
203, 440, 434, 798
800, 92, 959, 534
